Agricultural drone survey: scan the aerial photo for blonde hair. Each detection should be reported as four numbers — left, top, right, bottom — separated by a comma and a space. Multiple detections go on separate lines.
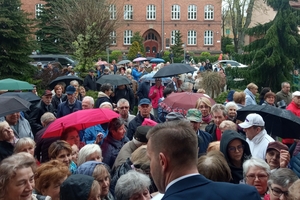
247, 83, 258, 90
207, 141, 220, 152
195, 97, 212, 109
14, 137, 35, 154
288, 179, 300, 200
219, 120, 237, 132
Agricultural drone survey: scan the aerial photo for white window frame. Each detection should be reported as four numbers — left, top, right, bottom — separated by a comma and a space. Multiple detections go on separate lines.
171, 30, 179, 45
187, 30, 197, 45
171, 5, 180, 20
35, 4, 43, 19
124, 5, 133, 20
124, 30, 133, 45
110, 4, 117, 20
188, 5, 197, 20
204, 30, 213, 45
110, 31, 116, 45
204, 5, 214, 20
147, 4, 156, 20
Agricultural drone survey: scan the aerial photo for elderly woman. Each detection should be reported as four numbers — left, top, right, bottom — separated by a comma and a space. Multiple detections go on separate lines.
101, 118, 129, 168
14, 137, 40, 165
288, 179, 300, 200
35, 160, 70, 200
48, 140, 77, 174
77, 161, 114, 200
77, 144, 102, 166
0, 121, 17, 161
115, 170, 151, 200
51, 84, 67, 112
243, 157, 271, 198
265, 141, 290, 172
264, 168, 298, 200
262, 92, 276, 106
195, 97, 212, 131
0, 152, 51, 200
225, 102, 238, 122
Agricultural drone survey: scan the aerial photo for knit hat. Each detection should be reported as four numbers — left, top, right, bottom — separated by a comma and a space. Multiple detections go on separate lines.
134, 126, 152, 143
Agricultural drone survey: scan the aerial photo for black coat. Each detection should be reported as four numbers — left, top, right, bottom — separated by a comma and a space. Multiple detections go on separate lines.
51, 94, 67, 113
0, 141, 14, 162
83, 74, 97, 91
112, 86, 134, 112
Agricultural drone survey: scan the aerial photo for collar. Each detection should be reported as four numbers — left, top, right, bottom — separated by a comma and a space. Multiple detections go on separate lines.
165, 173, 199, 192
249, 129, 267, 144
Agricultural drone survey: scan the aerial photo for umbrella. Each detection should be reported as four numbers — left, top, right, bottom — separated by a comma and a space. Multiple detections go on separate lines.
0, 78, 33, 90
96, 74, 131, 86
150, 58, 165, 63
1, 92, 40, 103
49, 75, 83, 89
0, 96, 31, 117
140, 72, 172, 85
117, 60, 131, 65
42, 108, 119, 138
153, 63, 197, 78
237, 105, 300, 139
96, 61, 108, 65
160, 92, 216, 116
133, 57, 147, 62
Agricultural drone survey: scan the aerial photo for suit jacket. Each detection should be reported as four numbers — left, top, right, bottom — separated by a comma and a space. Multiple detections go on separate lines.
162, 175, 260, 200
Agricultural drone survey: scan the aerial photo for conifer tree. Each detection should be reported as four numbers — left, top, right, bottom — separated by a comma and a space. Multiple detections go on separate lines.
131, 32, 145, 56
128, 41, 141, 60
170, 31, 184, 58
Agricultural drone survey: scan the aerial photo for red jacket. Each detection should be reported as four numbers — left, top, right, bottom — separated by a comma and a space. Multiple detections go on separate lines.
284, 101, 300, 144
149, 85, 164, 109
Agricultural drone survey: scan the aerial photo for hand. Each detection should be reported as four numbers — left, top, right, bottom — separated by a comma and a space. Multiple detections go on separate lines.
280, 150, 290, 168
95, 133, 104, 144
153, 89, 157, 93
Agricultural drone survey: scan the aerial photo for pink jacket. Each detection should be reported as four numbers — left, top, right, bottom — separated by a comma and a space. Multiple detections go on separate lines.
149, 85, 164, 108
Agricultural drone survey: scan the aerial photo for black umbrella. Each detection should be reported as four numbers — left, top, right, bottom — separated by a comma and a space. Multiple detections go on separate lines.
153, 63, 197, 78
1, 92, 40, 103
0, 96, 31, 117
96, 75, 131, 86
117, 60, 131, 65
49, 75, 83, 89
237, 105, 300, 139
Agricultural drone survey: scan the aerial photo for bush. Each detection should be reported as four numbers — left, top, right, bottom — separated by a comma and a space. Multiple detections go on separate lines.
86, 90, 98, 101
215, 91, 229, 104
200, 52, 211, 57
111, 50, 122, 61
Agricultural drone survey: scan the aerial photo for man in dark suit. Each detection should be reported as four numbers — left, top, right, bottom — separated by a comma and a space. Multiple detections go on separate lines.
146, 120, 261, 200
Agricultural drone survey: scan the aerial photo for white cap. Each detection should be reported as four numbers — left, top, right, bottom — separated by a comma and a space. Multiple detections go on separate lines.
292, 91, 300, 98
239, 113, 265, 129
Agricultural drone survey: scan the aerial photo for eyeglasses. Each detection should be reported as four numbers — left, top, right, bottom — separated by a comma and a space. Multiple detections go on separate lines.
270, 187, 289, 197
119, 106, 129, 109
246, 174, 268, 181
199, 105, 209, 109
228, 145, 244, 152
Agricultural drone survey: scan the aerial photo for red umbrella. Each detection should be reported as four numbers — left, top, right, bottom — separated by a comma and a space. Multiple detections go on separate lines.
160, 92, 216, 116
42, 108, 119, 138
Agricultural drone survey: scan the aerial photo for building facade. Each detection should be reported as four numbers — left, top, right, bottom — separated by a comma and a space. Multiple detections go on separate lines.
21, 0, 222, 56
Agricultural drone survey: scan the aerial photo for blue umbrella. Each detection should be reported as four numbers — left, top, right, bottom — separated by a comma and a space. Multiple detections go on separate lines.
140, 72, 171, 85
150, 58, 165, 63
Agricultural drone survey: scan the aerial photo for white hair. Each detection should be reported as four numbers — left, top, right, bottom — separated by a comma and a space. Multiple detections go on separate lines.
99, 102, 113, 109
77, 144, 102, 166
82, 96, 94, 106
225, 102, 238, 111
243, 157, 271, 179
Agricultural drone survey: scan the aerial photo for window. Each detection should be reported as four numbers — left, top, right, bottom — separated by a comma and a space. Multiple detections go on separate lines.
110, 31, 116, 45
110, 4, 116, 20
187, 30, 197, 45
171, 30, 179, 45
204, 5, 214, 20
204, 30, 213, 45
147, 5, 156, 20
124, 30, 132, 45
124, 5, 133, 20
35, 4, 43, 19
225, 29, 230, 35
188, 5, 197, 20
171, 5, 180, 20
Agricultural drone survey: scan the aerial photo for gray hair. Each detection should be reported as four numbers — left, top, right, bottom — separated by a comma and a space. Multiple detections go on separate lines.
77, 144, 102, 166
281, 82, 290, 88
267, 168, 298, 188
0, 121, 9, 135
180, 82, 193, 92
211, 104, 227, 117
82, 96, 94, 106
40, 112, 56, 125
225, 102, 238, 111
99, 102, 113, 109
0, 152, 36, 199
243, 157, 271, 179
70, 80, 79, 86
117, 98, 129, 107
14, 137, 35, 154
115, 170, 151, 200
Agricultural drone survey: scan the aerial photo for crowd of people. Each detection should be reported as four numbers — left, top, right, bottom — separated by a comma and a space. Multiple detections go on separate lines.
1, 58, 300, 200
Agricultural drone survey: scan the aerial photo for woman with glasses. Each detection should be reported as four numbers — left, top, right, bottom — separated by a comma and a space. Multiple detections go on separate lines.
220, 130, 251, 184
243, 157, 271, 198
264, 168, 298, 200
195, 97, 212, 131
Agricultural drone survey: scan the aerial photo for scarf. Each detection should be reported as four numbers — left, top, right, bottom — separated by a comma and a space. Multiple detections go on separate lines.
202, 114, 212, 124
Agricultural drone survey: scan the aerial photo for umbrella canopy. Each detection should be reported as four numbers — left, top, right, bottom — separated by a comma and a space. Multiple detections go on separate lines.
1, 92, 40, 103
0, 96, 31, 117
42, 108, 119, 138
117, 60, 131, 65
160, 92, 215, 116
96, 61, 108, 65
140, 72, 172, 85
150, 58, 165, 63
153, 63, 197, 78
96, 74, 131, 86
49, 75, 83, 90
237, 105, 300, 139
0, 78, 33, 90
146, 57, 155, 61
133, 57, 147, 62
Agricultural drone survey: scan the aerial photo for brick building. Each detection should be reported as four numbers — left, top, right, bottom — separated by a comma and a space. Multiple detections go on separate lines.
21, 0, 222, 57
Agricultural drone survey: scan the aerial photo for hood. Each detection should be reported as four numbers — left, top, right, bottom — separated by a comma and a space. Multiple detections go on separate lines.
98, 91, 109, 98
220, 130, 251, 165
60, 174, 94, 200
76, 161, 105, 176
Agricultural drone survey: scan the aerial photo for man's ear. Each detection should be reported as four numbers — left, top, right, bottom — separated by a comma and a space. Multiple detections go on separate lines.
159, 152, 168, 171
